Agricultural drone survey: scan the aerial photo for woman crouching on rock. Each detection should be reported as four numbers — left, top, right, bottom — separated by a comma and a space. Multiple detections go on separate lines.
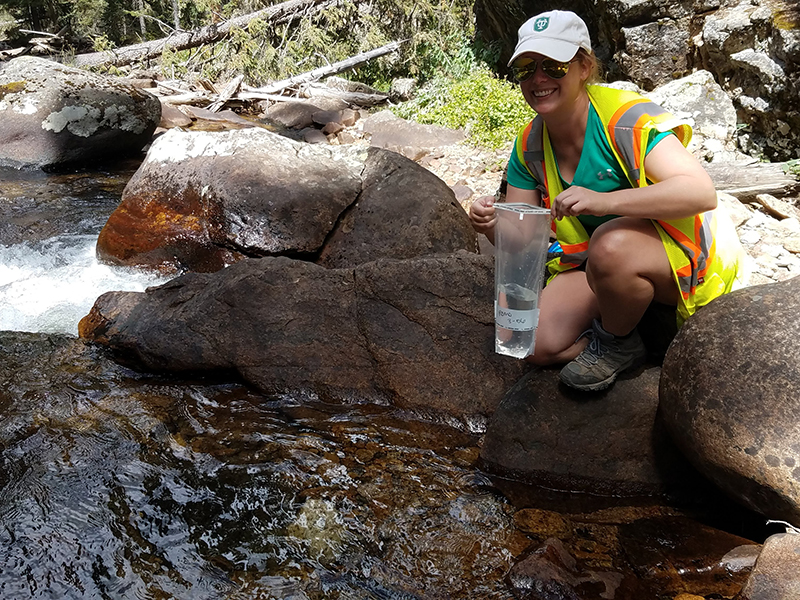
469, 10, 745, 392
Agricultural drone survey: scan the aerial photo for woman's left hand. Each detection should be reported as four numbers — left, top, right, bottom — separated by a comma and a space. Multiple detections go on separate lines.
551, 186, 609, 220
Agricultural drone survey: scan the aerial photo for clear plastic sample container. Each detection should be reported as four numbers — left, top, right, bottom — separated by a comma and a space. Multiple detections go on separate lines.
494, 203, 551, 359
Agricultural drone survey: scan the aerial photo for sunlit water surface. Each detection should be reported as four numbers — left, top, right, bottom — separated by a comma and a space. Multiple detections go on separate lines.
0, 164, 521, 598
0, 234, 170, 334
0, 332, 518, 598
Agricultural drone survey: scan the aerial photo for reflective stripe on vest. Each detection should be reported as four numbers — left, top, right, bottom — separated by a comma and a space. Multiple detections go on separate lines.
607, 99, 669, 185
521, 118, 547, 194
657, 212, 717, 298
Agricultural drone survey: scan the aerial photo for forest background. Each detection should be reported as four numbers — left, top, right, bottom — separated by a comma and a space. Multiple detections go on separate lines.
0, 0, 533, 149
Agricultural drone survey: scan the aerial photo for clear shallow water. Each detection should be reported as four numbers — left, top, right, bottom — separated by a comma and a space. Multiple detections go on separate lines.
0, 333, 519, 599
0, 164, 521, 598
0, 234, 170, 334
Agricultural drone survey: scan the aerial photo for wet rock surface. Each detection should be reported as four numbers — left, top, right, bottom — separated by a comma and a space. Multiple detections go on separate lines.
506, 537, 639, 599
79, 253, 527, 419
480, 367, 708, 499
618, 517, 756, 597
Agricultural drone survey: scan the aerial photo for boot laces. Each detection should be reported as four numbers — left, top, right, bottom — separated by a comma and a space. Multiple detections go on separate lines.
575, 329, 607, 367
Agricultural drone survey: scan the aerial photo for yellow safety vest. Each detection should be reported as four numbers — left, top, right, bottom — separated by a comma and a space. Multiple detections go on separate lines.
515, 84, 744, 326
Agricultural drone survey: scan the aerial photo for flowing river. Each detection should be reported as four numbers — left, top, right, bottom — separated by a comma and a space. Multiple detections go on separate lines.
0, 162, 524, 598
0, 161, 774, 598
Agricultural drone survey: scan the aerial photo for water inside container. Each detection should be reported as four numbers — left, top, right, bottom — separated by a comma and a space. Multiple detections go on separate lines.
493, 204, 551, 359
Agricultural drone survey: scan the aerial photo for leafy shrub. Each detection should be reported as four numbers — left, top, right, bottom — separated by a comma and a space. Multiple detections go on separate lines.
392, 68, 533, 150
0, 9, 18, 41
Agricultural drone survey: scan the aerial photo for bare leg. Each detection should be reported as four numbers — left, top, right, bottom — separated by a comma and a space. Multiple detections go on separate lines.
586, 218, 679, 336
526, 269, 599, 366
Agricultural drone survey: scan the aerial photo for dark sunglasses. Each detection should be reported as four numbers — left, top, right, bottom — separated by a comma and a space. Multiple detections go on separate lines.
512, 58, 578, 81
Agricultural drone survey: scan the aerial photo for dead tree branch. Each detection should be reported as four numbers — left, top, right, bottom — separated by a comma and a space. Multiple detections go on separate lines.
249, 40, 406, 95
71, 0, 333, 68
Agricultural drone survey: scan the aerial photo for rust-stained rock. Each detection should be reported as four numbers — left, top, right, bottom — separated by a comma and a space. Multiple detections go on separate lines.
96, 128, 476, 273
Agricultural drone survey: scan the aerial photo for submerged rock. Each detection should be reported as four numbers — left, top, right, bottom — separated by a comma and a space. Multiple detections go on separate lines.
506, 537, 638, 599
618, 516, 756, 597
660, 277, 800, 524
0, 56, 160, 169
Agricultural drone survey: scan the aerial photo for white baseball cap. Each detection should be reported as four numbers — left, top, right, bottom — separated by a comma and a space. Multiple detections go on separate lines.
507, 10, 592, 66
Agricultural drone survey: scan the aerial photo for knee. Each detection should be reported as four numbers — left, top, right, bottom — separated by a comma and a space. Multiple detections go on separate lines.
587, 221, 639, 276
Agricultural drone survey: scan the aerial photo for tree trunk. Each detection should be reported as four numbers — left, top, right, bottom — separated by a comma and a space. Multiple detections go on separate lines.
71, 0, 332, 68
172, 0, 180, 30
249, 40, 406, 94
138, 0, 147, 36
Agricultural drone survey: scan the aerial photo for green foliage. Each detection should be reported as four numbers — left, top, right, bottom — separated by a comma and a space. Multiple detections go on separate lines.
0, 8, 19, 41
90, 32, 115, 51
783, 159, 800, 177
393, 68, 533, 150
71, 0, 107, 39
7, 0, 490, 91
158, 0, 484, 89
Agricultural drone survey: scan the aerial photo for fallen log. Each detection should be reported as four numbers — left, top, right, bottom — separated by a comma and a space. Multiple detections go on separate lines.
249, 40, 406, 95
147, 41, 398, 113
207, 74, 244, 112
237, 84, 388, 107
705, 160, 800, 203
0, 25, 67, 61
71, 0, 333, 68
301, 83, 389, 106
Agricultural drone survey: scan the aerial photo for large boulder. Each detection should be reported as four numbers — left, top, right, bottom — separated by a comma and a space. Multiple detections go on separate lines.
96, 127, 476, 273
78, 253, 527, 420
736, 532, 800, 600
0, 56, 160, 169
644, 70, 740, 163
660, 276, 800, 524
479, 366, 708, 499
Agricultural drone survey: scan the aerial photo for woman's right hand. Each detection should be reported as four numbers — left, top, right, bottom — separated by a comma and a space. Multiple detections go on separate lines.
469, 195, 497, 234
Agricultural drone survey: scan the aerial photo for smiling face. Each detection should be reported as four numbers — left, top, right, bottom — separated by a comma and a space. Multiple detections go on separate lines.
515, 51, 592, 116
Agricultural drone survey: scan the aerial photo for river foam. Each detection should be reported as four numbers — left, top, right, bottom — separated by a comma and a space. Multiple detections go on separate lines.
0, 234, 170, 335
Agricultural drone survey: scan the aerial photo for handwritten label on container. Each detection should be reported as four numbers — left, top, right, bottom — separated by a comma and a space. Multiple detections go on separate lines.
495, 306, 540, 332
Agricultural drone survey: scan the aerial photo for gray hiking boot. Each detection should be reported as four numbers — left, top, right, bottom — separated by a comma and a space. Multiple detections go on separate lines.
559, 320, 647, 391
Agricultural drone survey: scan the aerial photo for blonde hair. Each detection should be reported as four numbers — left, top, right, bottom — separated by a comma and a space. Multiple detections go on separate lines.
577, 49, 602, 84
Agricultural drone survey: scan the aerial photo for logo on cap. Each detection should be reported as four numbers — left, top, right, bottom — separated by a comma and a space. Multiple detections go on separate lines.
534, 17, 550, 31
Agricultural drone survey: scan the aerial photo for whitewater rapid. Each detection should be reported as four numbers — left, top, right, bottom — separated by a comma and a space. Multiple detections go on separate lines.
0, 234, 170, 335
